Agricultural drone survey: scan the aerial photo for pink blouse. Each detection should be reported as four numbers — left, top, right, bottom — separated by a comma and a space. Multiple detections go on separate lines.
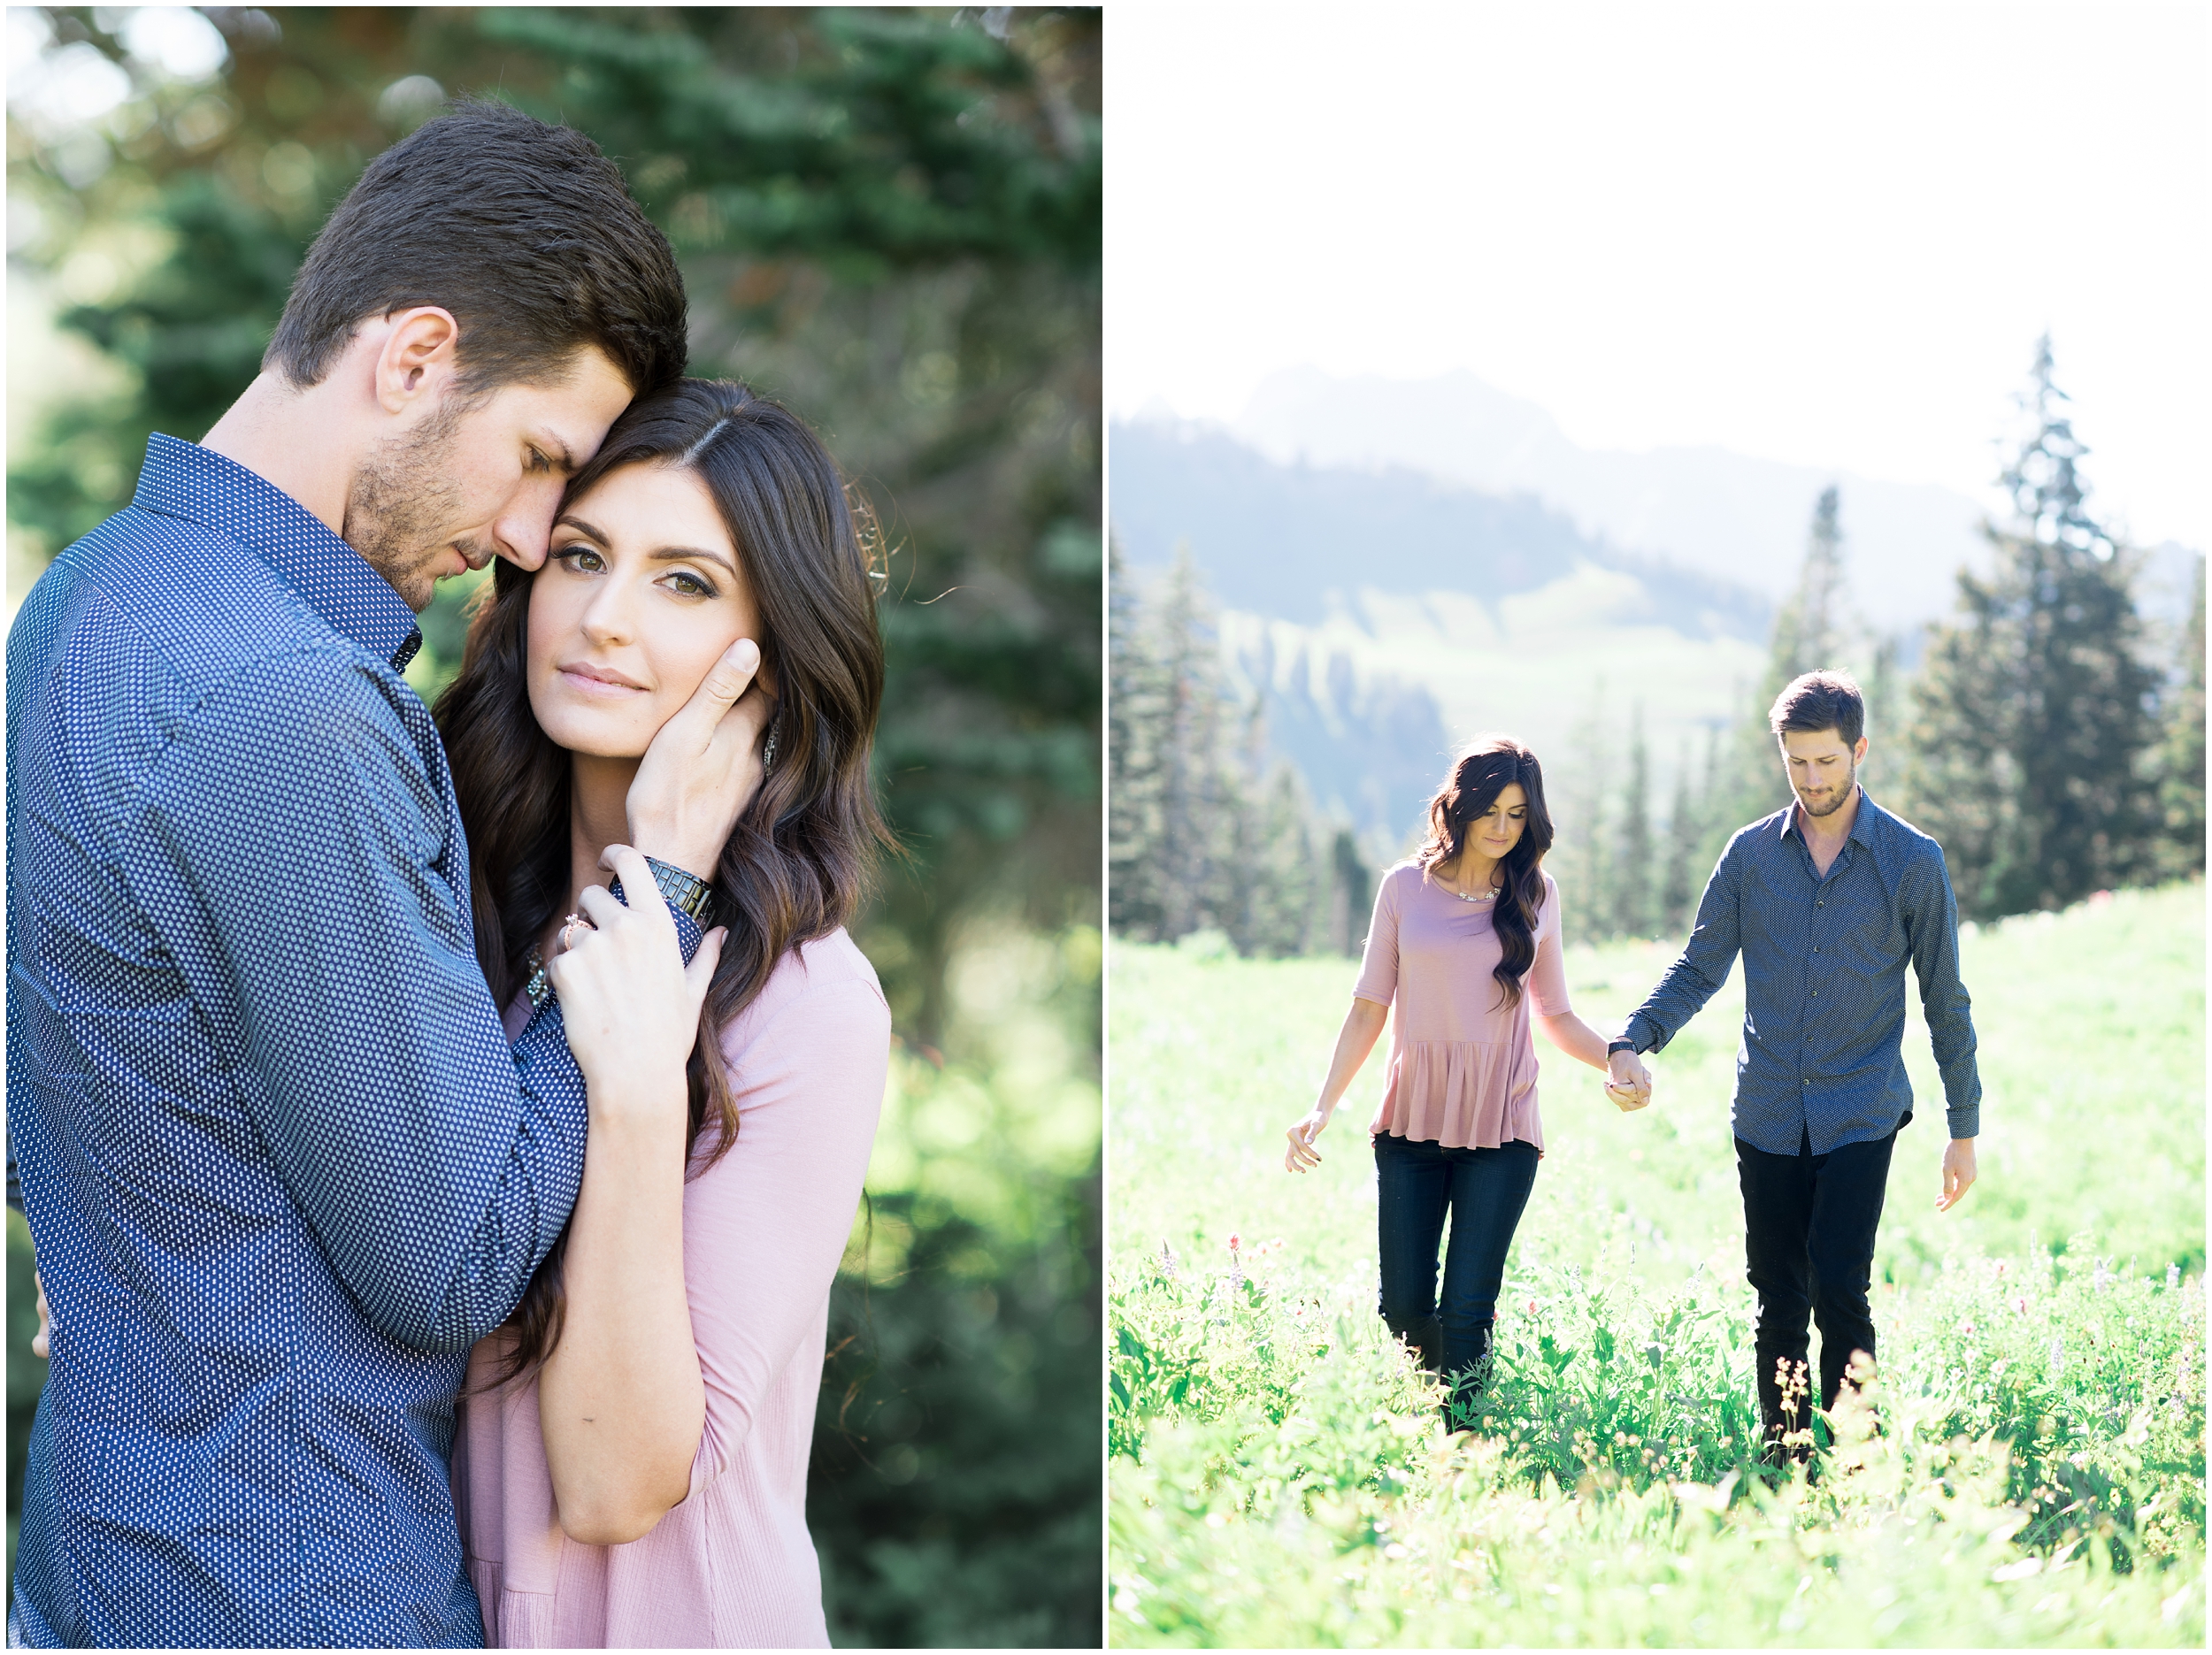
1353, 862, 1574, 1151
451, 931, 891, 1649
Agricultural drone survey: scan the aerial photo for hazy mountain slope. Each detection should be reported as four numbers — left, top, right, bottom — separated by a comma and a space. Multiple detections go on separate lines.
1111, 418, 1770, 641
1230, 366, 1991, 631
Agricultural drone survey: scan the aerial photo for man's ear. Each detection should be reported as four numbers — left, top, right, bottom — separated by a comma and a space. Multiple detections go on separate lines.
1854, 736, 1870, 764
374, 306, 461, 414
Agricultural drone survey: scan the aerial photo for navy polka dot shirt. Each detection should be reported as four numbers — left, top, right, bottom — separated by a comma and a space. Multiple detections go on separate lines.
6, 433, 699, 1648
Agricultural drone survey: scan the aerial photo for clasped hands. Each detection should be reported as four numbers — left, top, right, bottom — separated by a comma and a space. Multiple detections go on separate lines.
1605, 1046, 1653, 1112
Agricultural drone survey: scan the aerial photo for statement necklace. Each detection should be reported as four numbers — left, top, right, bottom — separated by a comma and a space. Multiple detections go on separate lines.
1440, 869, 1502, 903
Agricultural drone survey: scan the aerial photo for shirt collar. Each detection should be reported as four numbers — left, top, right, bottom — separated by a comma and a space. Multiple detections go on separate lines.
131, 433, 423, 672
1779, 783, 1880, 849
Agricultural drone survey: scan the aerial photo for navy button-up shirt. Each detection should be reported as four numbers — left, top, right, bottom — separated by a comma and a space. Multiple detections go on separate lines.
7, 434, 696, 1648
1622, 787, 1981, 1155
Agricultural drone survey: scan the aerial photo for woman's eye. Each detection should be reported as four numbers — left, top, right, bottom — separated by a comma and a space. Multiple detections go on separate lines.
555, 547, 603, 572
665, 570, 717, 598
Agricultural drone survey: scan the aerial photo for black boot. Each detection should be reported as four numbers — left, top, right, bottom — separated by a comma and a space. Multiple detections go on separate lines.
1387, 1314, 1444, 1375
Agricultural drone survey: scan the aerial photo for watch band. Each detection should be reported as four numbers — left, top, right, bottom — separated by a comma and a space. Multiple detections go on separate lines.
1607, 1038, 1638, 1055
643, 855, 718, 928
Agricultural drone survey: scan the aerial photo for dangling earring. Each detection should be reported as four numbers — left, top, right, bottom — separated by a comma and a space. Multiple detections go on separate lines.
761, 717, 780, 775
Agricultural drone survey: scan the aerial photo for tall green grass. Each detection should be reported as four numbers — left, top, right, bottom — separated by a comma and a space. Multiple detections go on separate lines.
1109, 883, 2205, 1645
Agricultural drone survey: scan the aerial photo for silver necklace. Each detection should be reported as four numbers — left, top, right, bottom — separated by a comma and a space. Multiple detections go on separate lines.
1440, 870, 1502, 903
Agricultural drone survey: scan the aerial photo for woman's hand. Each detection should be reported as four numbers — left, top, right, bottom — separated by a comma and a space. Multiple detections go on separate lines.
543, 844, 726, 1115
1605, 1046, 1653, 1112
1288, 998, 1389, 1176
1284, 1108, 1332, 1173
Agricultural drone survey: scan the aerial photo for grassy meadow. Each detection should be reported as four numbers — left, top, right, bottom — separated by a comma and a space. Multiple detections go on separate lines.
1108, 883, 2205, 1646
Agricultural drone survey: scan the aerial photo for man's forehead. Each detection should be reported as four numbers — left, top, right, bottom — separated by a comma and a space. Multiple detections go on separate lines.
485, 355, 633, 462
1781, 728, 1853, 755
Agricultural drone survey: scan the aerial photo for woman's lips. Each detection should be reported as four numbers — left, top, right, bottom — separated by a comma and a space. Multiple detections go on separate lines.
557, 664, 649, 696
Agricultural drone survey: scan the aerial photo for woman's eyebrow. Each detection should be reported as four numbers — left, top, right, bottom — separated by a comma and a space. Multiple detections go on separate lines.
650, 545, 739, 577
552, 514, 609, 544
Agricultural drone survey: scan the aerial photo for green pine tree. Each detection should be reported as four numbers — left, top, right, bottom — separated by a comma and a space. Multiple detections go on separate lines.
1108, 538, 1168, 939
1660, 734, 1703, 939
1900, 335, 2163, 917
1612, 701, 1655, 939
2156, 554, 2206, 880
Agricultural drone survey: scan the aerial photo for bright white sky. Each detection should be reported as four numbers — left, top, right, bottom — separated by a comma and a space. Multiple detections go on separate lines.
1106, 2, 2211, 550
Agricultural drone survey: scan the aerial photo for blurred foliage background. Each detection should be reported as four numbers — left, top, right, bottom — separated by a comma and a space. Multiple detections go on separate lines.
5, 6, 1100, 1644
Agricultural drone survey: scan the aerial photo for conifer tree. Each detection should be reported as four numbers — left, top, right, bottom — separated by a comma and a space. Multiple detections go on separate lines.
2156, 554, 2206, 880
1327, 828, 1373, 956
1710, 487, 1858, 856
1555, 687, 1615, 941
1901, 336, 2162, 916
1612, 702, 1655, 939
1660, 735, 1703, 938
1107, 539, 1167, 938
1148, 547, 1239, 939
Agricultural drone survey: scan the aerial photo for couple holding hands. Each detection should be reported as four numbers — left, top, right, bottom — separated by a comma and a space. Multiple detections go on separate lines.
1286, 673, 1983, 1459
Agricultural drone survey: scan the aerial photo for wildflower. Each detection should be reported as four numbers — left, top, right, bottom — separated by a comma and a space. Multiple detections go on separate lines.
2169, 1263, 2181, 1291
1226, 1232, 1241, 1253
2014, 1296, 2030, 1315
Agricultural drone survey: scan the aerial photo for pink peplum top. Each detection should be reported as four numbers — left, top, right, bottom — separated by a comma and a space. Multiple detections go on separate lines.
451, 930, 891, 1650
1353, 862, 1573, 1151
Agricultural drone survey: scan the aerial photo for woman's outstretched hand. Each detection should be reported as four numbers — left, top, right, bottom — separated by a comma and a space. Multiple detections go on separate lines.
1284, 1108, 1331, 1173
544, 844, 727, 1117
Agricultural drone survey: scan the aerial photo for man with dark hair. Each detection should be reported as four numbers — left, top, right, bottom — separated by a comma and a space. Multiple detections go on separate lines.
1606, 669, 1982, 1467
8, 103, 759, 1646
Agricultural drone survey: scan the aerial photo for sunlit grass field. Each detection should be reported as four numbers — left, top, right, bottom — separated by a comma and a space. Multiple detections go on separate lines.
1108, 883, 2205, 1646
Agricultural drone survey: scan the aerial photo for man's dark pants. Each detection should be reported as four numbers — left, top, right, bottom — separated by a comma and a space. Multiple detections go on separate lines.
1735, 1124, 1896, 1457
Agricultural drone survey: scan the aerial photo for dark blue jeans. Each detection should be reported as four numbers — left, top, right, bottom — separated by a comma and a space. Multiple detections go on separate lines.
1373, 1131, 1540, 1380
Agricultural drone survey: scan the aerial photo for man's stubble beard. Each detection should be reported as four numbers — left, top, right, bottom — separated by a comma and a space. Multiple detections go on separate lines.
342, 398, 482, 612
1797, 758, 1858, 817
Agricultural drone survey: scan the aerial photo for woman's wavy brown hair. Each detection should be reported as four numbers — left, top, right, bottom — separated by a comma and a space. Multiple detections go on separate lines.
1415, 735, 1555, 1010
434, 377, 895, 1386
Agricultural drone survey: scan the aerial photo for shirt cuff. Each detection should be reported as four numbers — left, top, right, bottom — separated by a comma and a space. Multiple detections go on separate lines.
607, 877, 705, 963
1944, 1102, 1979, 1139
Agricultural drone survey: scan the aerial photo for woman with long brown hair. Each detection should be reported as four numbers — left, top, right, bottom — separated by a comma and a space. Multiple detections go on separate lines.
435, 378, 896, 1646
1283, 737, 1647, 1426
